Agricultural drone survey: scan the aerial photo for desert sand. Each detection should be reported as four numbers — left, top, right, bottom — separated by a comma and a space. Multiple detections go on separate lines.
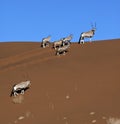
0, 39, 120, 124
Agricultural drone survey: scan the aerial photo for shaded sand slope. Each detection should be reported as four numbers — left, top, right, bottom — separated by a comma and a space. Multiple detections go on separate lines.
0, 39, 120, 124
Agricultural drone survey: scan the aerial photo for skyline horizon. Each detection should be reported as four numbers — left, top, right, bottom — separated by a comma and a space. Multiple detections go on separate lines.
1, 0, 120, 42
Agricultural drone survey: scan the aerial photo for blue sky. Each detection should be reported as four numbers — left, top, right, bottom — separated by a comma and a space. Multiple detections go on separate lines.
0, 0, 120, 42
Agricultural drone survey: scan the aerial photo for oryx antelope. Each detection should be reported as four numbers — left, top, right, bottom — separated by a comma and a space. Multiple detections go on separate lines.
10, 80, 31, 97
41, 36, 51, 48
56, 42, 70, 56
78, 23, 96, 44
62, 34, 73, 45
53, 39, 64, 50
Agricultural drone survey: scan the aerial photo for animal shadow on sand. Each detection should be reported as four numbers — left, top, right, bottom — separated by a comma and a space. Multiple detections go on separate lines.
10, 87, 30, 104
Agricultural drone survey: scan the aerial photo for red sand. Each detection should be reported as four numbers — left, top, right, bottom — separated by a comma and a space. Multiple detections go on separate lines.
0, 39, 120, 124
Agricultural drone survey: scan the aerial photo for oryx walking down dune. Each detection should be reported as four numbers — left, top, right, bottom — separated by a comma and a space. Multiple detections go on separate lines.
41, 36, 51, 48
78, 23, 96, 44
10, 80, 31, 97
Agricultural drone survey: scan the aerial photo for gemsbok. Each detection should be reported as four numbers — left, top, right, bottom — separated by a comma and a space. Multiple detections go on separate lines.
41, 35, 51, 48
62, 34, 73, 45
10, 80, 31, 97
56, 42, 70, 56
53, 39, 64, 50
78, 23, 96, 44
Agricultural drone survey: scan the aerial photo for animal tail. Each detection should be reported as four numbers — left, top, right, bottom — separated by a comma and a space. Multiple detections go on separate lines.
78, 36, 82, 44
78, 33, 83, 44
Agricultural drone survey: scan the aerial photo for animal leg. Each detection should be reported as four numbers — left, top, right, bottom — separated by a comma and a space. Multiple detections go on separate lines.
56, 51, 61, 56
43, 44, 45, 48
46, 42, 50, 47
54, 45, 56, 50
63, 51, 66, 55
14, 92, 18, 97
21, 90, 25, 94
80, 39, 84, 44
90, 38, 92, 42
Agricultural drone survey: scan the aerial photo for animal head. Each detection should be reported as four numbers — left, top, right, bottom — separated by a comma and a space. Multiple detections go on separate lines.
27, 80, 31, 86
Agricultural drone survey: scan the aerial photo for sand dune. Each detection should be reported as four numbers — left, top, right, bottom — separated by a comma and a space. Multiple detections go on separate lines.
0, 39, 120, 124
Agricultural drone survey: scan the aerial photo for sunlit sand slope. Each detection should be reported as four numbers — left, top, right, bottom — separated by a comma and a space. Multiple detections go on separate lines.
0, 39, 120, 124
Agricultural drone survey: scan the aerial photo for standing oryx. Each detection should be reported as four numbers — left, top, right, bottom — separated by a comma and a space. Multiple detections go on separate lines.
41, 35, 51, 48
62, 34, 73, 45
78, 23, 96, 44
